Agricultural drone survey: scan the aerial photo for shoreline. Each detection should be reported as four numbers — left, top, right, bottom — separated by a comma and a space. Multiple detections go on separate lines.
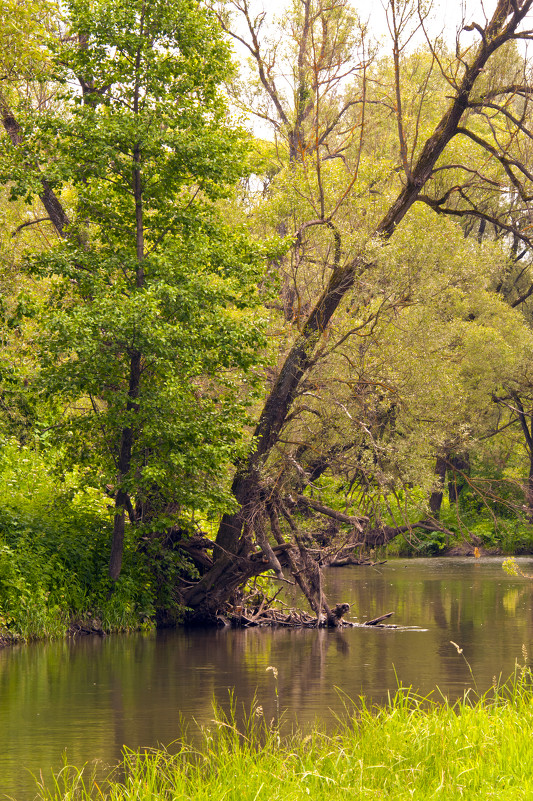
1, 551, 532, 648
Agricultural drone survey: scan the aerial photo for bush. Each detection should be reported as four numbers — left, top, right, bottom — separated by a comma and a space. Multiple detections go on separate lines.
0, 438, 157, 640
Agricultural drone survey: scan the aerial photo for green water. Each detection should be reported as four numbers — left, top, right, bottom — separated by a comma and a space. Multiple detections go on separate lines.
2, 557, 533, 798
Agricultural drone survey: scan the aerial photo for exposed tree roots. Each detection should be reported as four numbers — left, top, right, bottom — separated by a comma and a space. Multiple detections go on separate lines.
174, 509, 445, 626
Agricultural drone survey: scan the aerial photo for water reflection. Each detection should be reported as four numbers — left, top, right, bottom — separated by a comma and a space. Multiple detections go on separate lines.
1, 557, 533, 798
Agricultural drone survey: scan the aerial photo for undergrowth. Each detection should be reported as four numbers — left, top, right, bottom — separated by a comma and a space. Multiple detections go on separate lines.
385, 494, 533, 558
0, 438, 156, 641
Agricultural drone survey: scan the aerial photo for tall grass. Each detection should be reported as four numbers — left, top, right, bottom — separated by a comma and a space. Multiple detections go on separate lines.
34, 665, 533, 801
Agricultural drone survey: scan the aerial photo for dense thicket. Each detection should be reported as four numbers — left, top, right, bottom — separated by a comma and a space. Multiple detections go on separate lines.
2, 0, 533, 636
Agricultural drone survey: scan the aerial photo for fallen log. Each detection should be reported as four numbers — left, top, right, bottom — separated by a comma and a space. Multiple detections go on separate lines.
217, 602, 403, 629
363, 612, 394, 626
222, 600, 353, 628
329, 556, 362, 567
330, 557, 388, 567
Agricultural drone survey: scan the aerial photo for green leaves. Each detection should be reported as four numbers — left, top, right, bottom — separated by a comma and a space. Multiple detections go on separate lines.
3, 0, 270, 544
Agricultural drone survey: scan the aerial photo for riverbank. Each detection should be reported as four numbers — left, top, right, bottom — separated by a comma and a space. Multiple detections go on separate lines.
33, 670, 533, 801
2, 434, 533, 643
0, 550, 531, 647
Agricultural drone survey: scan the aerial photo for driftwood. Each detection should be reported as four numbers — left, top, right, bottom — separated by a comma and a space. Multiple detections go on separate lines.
69, 620, 106, 636
329, 556, 388, 568
217, 599, 353, 628
363, 612, 394, 626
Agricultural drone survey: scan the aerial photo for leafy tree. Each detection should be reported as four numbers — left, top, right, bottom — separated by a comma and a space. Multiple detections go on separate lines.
3, 0, 533, 631
0, 0, 269, 582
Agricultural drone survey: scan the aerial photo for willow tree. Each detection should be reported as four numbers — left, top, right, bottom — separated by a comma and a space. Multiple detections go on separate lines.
0, 0, 268, 581
179, 0, 533, 623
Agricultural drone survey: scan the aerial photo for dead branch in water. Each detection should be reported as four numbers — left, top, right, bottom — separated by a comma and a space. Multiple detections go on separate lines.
216, 600, 397, 629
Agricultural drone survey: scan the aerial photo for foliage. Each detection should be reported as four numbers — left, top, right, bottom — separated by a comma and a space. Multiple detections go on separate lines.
31, 0, 265, 512
3, 0, 533, 627
0, 438, 162, 640
503, 556, 533, 578
0, 0, 278, 589
219, 0, 533, 595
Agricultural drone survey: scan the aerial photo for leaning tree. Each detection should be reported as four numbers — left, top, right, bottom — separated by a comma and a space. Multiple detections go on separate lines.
180, 0, 533, 623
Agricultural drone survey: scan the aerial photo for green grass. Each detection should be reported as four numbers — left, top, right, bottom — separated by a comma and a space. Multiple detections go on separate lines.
34, 669, 533, 801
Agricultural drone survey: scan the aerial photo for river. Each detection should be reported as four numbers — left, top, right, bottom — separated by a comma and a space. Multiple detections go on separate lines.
2, 556, 533, 799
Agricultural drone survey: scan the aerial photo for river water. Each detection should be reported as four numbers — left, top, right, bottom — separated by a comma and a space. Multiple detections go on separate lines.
2, 556, 533, 799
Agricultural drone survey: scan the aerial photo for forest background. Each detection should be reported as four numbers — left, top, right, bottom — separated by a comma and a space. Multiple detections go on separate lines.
1, 0, 533, 638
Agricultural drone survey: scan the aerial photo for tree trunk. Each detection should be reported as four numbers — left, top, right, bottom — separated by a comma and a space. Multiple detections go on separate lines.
0, 91, 71, 236
182, 0, 532, 623
448, 453, 470, 504
108, 349, 141, 580
109, 489, 128, 581
526, 457, 533, 524
509, 392, 533, 522
429, 454, 447, 518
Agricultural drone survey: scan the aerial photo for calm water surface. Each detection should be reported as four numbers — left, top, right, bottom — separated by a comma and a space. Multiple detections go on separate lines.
2, 556, 533, 798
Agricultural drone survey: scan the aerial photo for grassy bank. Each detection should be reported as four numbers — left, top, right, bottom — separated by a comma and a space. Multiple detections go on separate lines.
35, 671, 533, 801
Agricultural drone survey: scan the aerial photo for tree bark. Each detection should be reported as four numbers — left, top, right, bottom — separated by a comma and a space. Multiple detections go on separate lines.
448, 453, 470, 504
429, 453, 447, 518
109, 349, 141, 580
0, 91, 71, 236
526, 457, 533, 524
510, 391, 533, 522
108, 21, 146, 580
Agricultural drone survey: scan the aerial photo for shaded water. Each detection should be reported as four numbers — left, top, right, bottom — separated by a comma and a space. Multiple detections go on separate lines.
2, 557, 533, 798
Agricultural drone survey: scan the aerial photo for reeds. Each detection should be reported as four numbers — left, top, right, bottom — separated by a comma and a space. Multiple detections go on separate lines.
35, 664, 533, 801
